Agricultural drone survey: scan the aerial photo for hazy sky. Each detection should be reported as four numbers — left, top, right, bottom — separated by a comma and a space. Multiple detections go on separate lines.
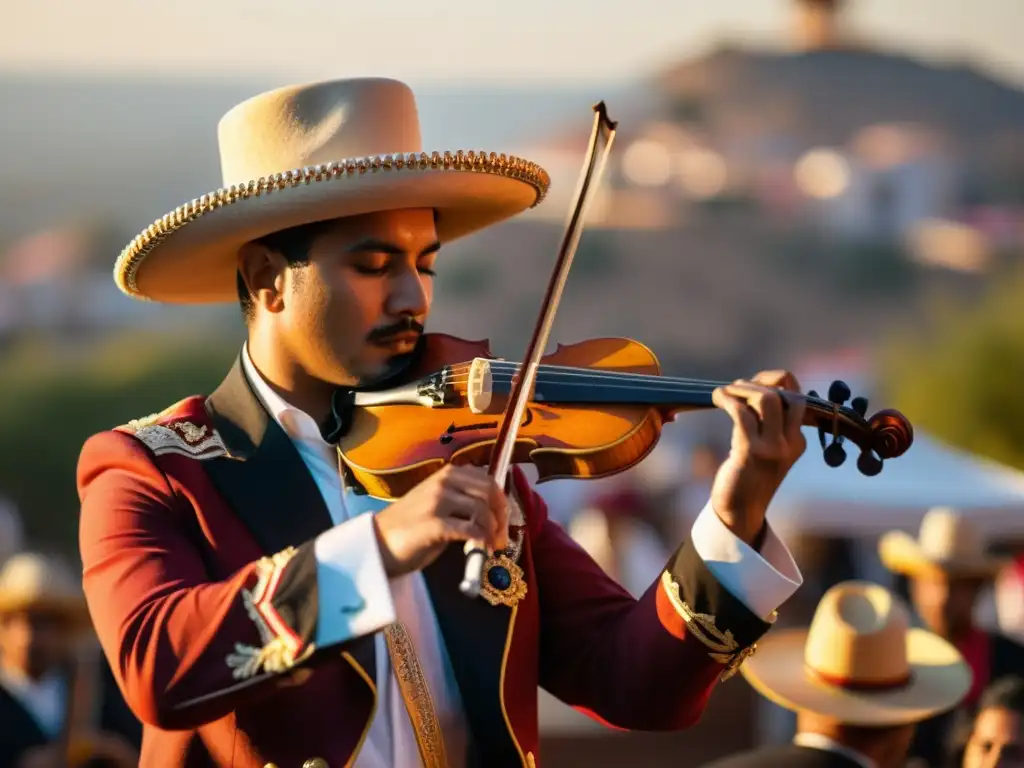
4, 0, 1023, 87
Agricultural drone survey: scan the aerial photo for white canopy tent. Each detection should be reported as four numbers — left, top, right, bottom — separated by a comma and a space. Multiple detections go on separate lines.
767, 352, 1024, 539
768, 429, 1024, 539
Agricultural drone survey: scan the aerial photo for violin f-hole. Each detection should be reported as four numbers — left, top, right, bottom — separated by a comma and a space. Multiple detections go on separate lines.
438, 409, 535, 445
440, 420, 499, 445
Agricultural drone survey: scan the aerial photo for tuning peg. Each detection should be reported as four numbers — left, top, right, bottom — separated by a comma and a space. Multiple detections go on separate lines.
850, 396, 868, 417
808, 389, 820, 400
857, 451, 883, 476
823, 441, 847, 467
817, 424, 829, 449
828, 380, 851, 405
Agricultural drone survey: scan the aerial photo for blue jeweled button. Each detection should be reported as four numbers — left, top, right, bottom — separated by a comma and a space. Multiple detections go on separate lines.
487, 565, 512, 591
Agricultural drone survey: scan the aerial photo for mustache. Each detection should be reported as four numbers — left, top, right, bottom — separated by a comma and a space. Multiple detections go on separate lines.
366, 317, 425, 342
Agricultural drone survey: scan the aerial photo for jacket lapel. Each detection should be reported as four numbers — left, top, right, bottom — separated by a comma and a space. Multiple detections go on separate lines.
202, 353, 378, 698
422, 546, 521, 766
202, 354, 335, 554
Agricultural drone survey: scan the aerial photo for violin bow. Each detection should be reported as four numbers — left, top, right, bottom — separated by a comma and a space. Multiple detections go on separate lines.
460, 102, 619, 598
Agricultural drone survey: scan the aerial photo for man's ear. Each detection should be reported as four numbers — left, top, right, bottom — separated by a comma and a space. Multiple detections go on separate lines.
238, 242, 288, 314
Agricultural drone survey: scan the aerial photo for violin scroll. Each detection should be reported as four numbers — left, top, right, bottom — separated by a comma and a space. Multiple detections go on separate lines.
809, 380, 914, 477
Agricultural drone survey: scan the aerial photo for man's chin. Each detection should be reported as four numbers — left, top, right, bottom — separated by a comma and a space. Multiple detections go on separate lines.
356, 349, 420, 389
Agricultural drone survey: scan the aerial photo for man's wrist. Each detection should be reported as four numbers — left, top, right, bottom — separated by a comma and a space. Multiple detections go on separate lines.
714, 510, 767, 549
371, 514, 400, 578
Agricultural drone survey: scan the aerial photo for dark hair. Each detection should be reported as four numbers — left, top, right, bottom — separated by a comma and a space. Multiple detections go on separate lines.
979, 675, 1024, 714
236, 219, 336, 323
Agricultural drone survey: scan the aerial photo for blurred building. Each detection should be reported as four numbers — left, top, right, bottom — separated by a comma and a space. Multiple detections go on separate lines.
520, 0, 1024, 268
0, 222, 233, 341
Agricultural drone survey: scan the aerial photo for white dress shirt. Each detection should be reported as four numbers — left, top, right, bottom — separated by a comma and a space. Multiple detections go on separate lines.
240, 344, 804, 766
241, 347, 464, 768
794, 732, 877, 768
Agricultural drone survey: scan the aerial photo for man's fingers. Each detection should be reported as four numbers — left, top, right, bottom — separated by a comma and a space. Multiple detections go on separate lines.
443, 465, 494, 500
442, 491, 489, 523
725, 373, 809, 458
783, 391, 807, 447
724, 385, 784, 440
437, 467, 512, 550
439, 516, 493, 545
752, 369, 801, 392
713, 387, 760, 442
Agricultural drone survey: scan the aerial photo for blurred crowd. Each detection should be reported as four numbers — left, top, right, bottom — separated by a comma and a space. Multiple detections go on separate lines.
0, 504, 141, 767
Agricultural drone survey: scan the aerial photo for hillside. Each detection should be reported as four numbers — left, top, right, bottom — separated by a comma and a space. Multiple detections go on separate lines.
0, 72, 636, 246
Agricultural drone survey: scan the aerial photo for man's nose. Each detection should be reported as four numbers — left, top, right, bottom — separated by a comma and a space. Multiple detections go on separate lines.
388, 270, 429, 316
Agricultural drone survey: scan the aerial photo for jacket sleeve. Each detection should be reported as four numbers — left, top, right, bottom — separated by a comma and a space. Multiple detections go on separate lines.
77, 430, 395, 731
518, 470, 801, 730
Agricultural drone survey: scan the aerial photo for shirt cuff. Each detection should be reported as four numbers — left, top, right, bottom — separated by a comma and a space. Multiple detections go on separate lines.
689, 500, 803, 621
313, 513, 396, 647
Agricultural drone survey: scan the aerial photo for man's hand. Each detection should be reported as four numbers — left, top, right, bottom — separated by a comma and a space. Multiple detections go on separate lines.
710, 370, 807, 545
372, 464, 509, 578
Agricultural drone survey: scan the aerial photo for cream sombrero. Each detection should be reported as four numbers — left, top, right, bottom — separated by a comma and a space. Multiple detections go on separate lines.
879, 506, 1009, 580
114, 77, 551, 304
740, 581, 971, 725
0, 552, 91, 628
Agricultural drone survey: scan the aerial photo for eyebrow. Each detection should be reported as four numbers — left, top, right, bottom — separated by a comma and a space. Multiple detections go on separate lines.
345, 237, 441, 258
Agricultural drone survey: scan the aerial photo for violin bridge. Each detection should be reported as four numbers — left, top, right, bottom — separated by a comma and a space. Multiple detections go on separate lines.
466, 358, 494, 414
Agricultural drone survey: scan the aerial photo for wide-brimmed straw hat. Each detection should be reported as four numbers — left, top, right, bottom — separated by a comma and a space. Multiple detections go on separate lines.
740, 581, 971, 726
879, 506, 1009, 580
114, 77, 551, 304
0, 552, 90, 628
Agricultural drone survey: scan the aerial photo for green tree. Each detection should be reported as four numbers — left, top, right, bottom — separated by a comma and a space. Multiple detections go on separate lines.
877, 265, 1024, 470
0, 329, 240, 558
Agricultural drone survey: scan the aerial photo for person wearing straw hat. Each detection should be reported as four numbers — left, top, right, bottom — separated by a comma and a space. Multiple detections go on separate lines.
0, 552, 140, 768
702, 580, 972, 768
879, 506, 1024, 767
77, 76, 810, 768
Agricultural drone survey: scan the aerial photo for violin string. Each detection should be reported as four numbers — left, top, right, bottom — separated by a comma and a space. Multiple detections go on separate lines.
432, 369, 846, 416
441, 374, 841, 413
444, 360, 734, 388
443, 361, 857, 397
443, 366, 763, 395
426, 363, 851, 417
441, 364, 730, 390
443, 372, 721, 394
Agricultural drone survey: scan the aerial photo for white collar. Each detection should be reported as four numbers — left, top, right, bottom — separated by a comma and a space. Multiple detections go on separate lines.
794, 732, 877, 768
240, 343, 331, 447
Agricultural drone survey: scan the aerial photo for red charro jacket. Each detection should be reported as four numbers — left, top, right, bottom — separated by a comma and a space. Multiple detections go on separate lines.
77, 355, 776, 767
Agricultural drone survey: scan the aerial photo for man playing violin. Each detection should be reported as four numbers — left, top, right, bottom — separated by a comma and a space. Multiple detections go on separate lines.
78, 78, 806, 767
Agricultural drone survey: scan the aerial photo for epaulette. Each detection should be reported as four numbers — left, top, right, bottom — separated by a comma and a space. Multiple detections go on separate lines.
116, 397, 227, 460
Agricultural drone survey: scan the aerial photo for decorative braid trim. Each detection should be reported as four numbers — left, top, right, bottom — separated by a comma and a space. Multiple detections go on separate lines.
659, 571, 758, 680
115, 150, 550, 300
227, 547, 314, 680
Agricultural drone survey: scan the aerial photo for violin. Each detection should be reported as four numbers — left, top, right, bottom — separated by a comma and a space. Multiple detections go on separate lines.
329, 100, 914, 598
334, 332, 914, 502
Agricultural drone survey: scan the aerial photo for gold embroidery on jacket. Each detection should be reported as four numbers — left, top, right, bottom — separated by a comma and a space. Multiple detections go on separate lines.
228, 547, 314, 679
660, 571, 756, 680
128, 421, 228, 459
385, 622, 449, 768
